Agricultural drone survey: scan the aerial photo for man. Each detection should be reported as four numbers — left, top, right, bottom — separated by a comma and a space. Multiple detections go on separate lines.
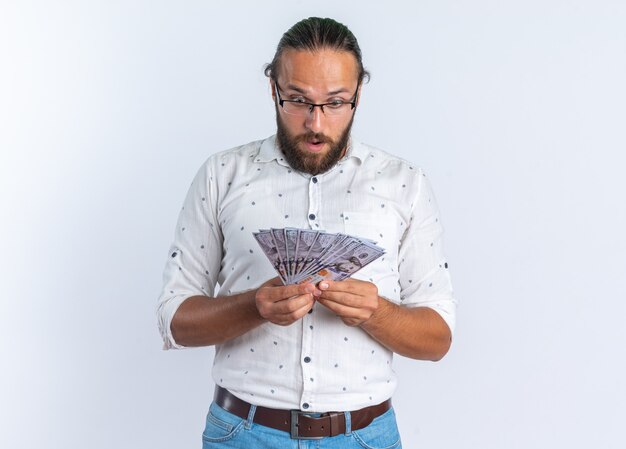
157, 17, 456, 448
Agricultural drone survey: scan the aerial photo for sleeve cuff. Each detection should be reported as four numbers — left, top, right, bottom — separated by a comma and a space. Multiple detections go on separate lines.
156, 294, 191, 350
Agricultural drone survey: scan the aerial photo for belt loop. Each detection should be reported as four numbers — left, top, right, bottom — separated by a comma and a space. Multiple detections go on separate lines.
343, 411, 352, 436
245, 404, 257, 430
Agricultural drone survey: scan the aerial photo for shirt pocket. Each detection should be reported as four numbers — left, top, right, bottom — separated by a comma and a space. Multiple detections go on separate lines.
342, 211, 399, 280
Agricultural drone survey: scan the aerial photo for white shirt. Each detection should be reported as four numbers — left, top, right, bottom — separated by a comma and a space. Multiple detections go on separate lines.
156, 135, 456, 412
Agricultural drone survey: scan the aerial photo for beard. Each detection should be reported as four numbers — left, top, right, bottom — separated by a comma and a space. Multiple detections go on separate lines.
275, 108, 355, 176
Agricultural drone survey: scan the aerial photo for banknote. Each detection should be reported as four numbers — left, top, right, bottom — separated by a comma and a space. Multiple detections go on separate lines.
253, 231, 287, 283
254, 228, 385, 285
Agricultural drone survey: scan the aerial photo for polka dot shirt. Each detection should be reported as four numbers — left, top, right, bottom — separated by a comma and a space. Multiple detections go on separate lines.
156, 135, 456, 412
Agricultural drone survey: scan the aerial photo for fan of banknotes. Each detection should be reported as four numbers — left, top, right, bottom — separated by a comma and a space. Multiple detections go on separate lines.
253, 228, 385, 285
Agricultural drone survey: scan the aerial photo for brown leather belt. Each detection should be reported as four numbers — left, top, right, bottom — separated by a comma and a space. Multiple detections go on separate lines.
214, 386, 391, 439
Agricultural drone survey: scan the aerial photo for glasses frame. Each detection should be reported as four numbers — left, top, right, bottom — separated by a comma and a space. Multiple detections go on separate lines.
274, 82, 359, 116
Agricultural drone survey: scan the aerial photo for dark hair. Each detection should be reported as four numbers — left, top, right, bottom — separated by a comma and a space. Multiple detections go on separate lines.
264, 17, 370, 85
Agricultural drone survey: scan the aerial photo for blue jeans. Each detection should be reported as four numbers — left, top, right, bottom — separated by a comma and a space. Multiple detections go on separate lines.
201, 402, 402, 449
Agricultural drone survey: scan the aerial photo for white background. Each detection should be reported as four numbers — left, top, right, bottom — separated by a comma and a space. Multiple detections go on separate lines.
1, 1, 625, 448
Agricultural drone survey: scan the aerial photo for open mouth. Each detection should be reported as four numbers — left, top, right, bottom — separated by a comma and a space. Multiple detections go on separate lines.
304, 139, 326, 152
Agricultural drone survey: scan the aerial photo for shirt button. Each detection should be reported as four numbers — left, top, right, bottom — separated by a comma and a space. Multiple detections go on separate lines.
312, 177, 318, 183
304, 356, 311, 363
309, 213, 316, 220
302, 403, 310, 409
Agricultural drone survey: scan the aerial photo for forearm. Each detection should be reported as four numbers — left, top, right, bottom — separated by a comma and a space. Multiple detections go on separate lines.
170, 290, 266, 347
361, 298, 452, 361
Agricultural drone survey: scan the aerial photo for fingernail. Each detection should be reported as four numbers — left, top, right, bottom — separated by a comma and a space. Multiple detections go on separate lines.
320, 282, 329, 289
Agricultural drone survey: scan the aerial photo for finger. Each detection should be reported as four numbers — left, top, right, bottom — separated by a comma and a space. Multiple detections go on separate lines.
272, 299, 316, 324
318, 279, 371, 295
317, 291, 365, 307
262, 282, 318, 302
298, 280, 323, 296
316, 297, 366, 320
269, 293, 315, 315
258, 292, 314, 322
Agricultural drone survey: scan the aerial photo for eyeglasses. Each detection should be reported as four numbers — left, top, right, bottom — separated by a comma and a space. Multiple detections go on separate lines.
274, 82, 358, 117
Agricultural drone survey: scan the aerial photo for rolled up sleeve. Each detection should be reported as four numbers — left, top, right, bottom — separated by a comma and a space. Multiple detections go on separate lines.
398, 170, 457, 336
156, 158, 223, 349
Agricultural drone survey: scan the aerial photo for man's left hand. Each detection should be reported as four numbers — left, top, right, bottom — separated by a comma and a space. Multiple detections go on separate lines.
316, 279, 379, 326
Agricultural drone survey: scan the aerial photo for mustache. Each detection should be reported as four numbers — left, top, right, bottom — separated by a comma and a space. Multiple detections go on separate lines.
295, 132, 333, 144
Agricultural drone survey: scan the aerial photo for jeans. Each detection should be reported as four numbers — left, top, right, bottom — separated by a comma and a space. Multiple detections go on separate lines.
201, 402, 402, 449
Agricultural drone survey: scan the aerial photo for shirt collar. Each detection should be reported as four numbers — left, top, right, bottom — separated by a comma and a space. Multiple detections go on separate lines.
255, 135, 286, 165
255, 134, 366, 167
340, 138, 367, 165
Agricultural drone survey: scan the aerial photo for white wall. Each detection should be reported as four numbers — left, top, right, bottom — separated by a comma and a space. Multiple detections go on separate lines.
1, 1, 625, 448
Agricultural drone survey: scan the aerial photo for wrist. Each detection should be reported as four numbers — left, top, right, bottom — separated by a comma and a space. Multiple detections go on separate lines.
247, 289, 267, 323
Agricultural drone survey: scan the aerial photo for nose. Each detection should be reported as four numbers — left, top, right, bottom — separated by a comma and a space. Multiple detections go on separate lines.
305, 105, 324, 133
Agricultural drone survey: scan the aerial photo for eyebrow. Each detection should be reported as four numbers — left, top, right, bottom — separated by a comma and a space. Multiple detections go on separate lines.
285, 83, 351, 96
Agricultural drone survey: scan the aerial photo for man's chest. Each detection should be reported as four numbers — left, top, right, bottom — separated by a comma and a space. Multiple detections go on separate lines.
215, 165, 409, 292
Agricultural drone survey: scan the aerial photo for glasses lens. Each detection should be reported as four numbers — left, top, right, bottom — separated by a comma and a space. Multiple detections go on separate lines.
324, 103, 350, 116
282, 102, 310, 116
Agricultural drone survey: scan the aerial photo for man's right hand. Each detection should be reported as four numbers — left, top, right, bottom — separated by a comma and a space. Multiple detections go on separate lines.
255, 277, 320, 326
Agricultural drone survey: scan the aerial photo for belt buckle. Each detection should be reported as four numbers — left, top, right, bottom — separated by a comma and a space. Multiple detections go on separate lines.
290, 410, 324, 440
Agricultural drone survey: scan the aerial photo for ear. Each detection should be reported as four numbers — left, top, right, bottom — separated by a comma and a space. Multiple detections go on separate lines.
355, 83, 363, 107
270, 80, 276, 102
